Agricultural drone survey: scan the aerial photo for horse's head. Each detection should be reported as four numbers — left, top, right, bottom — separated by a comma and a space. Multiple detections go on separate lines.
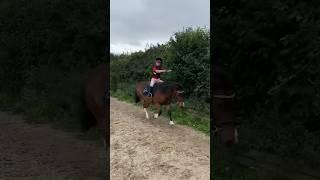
213, 94, 238, 146
174, 84, 185, 108
213, 66, 238, 146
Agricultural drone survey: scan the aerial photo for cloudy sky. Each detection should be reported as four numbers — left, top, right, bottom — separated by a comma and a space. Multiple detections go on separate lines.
110, 0, 210, 54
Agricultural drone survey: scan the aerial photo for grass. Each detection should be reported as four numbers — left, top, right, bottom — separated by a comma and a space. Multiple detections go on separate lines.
110, 89, 210, 135
111, 89, 135, 103
0, 92, 103, 143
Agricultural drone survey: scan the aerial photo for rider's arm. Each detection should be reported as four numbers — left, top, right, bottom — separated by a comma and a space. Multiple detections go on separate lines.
155, 69, 169, 73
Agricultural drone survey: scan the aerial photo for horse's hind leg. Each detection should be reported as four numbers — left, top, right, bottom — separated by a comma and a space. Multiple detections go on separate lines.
154, 103, 161, 118
143, 101, 150, 119
166, 105, 174, 125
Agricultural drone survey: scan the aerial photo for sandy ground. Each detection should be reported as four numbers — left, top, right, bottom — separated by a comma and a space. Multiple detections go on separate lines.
110, 97, 210, 180
0, 112, 107, 180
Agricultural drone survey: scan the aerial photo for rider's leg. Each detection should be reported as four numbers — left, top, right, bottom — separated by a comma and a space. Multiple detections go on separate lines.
150, 78, 156, 87
151, 79, 162, 96
149, 78, 156, 96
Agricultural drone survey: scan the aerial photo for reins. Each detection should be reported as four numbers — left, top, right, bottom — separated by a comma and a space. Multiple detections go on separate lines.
213, 92, 236, 136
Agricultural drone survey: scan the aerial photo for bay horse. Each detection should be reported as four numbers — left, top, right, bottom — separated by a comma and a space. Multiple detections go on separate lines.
83, 63, 108, 147
135, 81, 185, 125
212, 66, 238, 146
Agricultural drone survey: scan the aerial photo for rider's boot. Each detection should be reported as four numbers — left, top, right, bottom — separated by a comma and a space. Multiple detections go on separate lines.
149, 86, 154, 97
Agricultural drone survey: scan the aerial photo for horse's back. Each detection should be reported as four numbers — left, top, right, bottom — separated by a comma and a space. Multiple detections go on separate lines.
153, 81, 181, 93
136, 81, 149, 87
136, 81, 180, 95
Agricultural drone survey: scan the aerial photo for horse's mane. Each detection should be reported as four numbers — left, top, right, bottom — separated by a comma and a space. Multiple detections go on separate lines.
154, 81, 183, 94
213, 66, 232, 82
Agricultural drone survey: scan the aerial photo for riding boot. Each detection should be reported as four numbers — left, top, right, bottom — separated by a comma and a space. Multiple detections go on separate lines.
149, 86, 154, 97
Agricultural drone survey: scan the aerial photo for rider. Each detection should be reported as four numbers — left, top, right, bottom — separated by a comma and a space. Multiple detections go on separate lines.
148, 57, 172, 97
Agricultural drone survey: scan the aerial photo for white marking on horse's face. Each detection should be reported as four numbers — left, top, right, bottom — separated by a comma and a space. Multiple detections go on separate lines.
154, 113, 159, 119
144, 108, 149, 119
214, 127, 222, 133
177, 102, 184, 108
169, 121, 175, 125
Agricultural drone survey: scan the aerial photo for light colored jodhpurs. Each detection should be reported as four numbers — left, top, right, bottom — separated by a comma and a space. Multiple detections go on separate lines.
150, 78, 163, 87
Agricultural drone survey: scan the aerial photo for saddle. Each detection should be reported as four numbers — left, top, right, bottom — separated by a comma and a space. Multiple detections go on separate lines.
143, 82, 174, 97
143, 85, 152, 97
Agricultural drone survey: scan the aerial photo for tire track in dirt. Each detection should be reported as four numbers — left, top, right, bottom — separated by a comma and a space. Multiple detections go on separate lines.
0, 112, 107, 180
111, 97, 210, 180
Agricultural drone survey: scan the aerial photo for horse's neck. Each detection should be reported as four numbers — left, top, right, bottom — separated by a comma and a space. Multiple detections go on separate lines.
164, 89, 176, 101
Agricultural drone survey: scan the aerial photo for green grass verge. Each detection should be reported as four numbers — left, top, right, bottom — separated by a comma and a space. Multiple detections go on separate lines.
110, 89, 210, 135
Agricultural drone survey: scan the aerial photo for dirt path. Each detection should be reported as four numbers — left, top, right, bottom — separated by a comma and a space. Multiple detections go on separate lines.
110, 97, 210, 180
0, 112, 107, 180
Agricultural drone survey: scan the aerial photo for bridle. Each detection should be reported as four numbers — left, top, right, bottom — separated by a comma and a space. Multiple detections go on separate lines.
213, 93, 235, 99
172, 87, 184, 102
212, 67, 238, 139
212, 92, 236, 136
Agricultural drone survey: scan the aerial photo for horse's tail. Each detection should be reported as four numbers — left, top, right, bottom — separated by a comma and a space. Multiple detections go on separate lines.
134, 90, 140, 103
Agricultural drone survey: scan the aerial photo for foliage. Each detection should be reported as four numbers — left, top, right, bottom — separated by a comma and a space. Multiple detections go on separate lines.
213, 1, 320, 178
0, 0, 106, 131
214, 0, 320, 156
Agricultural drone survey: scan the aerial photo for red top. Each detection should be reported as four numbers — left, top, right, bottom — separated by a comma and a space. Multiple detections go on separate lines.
152, 66, 162, 79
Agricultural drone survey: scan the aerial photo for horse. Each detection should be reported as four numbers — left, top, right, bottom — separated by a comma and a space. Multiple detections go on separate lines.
212, 66, 238, 146
82, 63, 108, 147
135, 81, 185, 125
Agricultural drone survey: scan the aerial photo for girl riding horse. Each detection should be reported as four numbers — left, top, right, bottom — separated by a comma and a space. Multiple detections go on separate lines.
147, 57, 172, 97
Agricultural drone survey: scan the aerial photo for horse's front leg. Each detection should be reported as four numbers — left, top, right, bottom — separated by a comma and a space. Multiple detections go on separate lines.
166, 105, 174, 125
143, 101, 150, 119
97, 117, 108, 148
154, 103, 161, 118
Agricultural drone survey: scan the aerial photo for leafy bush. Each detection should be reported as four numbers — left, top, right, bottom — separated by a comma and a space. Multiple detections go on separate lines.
0, 0, 106, 131
214, 0, 320, 156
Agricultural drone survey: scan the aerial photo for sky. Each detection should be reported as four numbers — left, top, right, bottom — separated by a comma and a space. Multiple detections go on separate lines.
110, 0, 210, 54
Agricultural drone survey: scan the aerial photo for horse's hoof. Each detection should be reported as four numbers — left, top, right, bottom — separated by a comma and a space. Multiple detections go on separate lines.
169, 121, 175, 125
154, 113, 159, 118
